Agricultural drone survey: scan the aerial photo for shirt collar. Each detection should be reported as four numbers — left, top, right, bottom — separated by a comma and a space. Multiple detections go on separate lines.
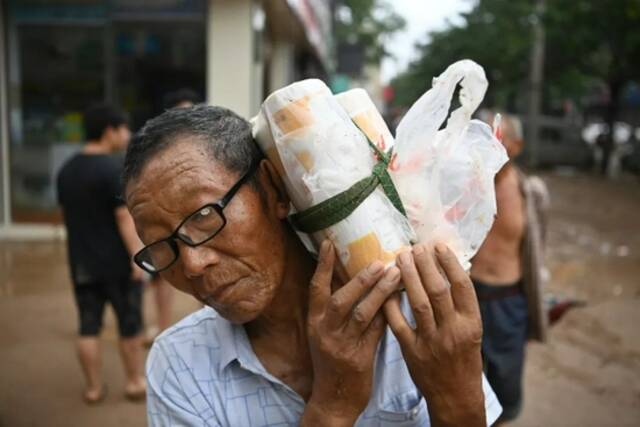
217, 312, 289, 384
205, 307, 240, 370
213, 309, 265, 375
213, 309, 309, 404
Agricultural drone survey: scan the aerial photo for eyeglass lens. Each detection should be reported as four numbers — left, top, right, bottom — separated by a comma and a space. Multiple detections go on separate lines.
137, 205, 226, 272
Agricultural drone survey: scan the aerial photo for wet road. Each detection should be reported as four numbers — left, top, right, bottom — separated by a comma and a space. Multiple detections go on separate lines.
0, 240, 200, 427
511, 172, 640, 427
1, 172, 639, 426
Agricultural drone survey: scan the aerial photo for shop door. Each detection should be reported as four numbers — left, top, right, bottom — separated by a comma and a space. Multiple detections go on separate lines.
113, 22, 206, 132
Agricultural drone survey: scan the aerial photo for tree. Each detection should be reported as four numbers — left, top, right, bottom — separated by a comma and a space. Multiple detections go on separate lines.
335, 0, 406, 65
391, 0, 535, 109
544, 0, 640, 138
391, 0, 640, 127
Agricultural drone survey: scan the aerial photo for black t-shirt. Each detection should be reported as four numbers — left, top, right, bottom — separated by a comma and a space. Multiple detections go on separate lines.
57, 153, 131, 283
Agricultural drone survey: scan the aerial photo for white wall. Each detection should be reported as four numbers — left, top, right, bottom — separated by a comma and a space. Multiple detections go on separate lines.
206, 0, 262, 118
269, 40, 294, 93
0, 0, 10, 226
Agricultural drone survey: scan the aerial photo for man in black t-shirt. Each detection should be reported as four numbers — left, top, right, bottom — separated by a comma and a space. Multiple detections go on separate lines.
57, 104, 146, 404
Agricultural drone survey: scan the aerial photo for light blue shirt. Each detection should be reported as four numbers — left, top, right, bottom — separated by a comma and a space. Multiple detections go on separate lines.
147, 298, 502, 426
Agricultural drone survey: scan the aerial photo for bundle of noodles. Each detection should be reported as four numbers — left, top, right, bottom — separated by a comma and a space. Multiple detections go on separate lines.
252, 60, 508, 277
253, 80, 414, 278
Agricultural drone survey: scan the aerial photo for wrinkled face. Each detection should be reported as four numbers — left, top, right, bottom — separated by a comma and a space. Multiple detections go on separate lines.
126, 139, 288, 324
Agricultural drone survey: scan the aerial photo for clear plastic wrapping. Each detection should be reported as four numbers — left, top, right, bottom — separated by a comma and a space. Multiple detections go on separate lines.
252, 60, 508, 276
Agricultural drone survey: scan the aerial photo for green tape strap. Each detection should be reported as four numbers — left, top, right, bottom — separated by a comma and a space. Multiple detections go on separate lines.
290, 123, 407, 234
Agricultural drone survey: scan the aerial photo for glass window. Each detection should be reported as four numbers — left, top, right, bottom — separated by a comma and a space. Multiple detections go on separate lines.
114, 22, 206, 131
6, 1, 206, 224
9, 25, 104, 222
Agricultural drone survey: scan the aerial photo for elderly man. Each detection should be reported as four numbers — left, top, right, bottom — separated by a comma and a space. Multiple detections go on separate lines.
471, 114, 548, 423
123, 105, 502, 426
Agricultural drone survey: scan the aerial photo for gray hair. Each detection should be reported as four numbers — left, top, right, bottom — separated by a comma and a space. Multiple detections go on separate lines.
122, 104, 264, 191
503, 114, 523, 141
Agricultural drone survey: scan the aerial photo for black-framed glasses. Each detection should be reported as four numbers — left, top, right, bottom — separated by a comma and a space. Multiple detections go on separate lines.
133, 158, 260, 274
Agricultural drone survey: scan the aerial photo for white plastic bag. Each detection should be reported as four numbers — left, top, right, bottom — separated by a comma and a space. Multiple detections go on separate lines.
391, 59, 508, 269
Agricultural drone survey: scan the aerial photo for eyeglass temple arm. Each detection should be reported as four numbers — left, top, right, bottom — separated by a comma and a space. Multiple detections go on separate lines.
219, 158, 261, 208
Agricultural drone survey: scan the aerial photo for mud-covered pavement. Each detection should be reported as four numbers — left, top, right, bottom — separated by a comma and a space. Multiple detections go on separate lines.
1, 172, 639, 427
511, 172, 640, 427
0, 242, 201, 426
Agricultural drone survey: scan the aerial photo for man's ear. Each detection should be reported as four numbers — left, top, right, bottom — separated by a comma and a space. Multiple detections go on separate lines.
257, 158, 290, 220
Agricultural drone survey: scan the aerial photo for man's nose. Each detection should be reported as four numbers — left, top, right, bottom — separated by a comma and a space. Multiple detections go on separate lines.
178, 244, 220, 278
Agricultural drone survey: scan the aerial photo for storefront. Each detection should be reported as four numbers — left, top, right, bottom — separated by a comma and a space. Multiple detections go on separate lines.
0, 0, 332, 237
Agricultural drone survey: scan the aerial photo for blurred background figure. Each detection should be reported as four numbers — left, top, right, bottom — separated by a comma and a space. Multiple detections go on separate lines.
143, 88, 200, 346
582, 121, 635, 178
56, 104, 146, 404
471, 113, 549, 424
162, 88, 200, 110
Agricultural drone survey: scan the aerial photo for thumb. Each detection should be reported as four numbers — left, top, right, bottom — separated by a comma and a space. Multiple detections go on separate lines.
308, 240, 334, 318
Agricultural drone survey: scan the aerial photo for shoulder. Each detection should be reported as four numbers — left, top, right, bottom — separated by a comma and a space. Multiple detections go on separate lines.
151, 306, 229, 354
57, 154, 79, 179
147, 307, 234, 381
154, 306, 222, 343
100, 154, 124, 174
513, 167, 547, 194
76, 154, 122, 175
519, 172, 550, 212
60, 154, 119, 176
146, 307, 234, 426
57, 155, 82, 196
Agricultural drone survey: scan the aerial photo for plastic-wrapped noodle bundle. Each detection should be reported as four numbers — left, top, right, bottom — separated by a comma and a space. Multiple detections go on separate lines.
334, 88, 395, 156
253, 80, 414, 278
252, 59, 508, 277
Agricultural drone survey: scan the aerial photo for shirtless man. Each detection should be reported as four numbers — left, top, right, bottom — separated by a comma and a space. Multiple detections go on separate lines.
471, 114, 543, 423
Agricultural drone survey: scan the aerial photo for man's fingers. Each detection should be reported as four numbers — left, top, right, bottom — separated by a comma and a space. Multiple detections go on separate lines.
412, 243, 455, 325
345, 266, 401, 335
326, 261, 386, 327
362, 311, 387, 348
382, 294, 415, 346
396, 250, 436, 336
434, 243, 480, 317
308, 240, 334, 318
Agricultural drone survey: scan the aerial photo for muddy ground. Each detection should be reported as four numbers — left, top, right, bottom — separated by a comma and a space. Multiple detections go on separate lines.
1, 172, 639, 427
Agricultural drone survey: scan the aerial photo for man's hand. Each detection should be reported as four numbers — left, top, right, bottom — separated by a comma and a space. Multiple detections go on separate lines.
301, 240, 401, 427
383, 243, 486, 427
